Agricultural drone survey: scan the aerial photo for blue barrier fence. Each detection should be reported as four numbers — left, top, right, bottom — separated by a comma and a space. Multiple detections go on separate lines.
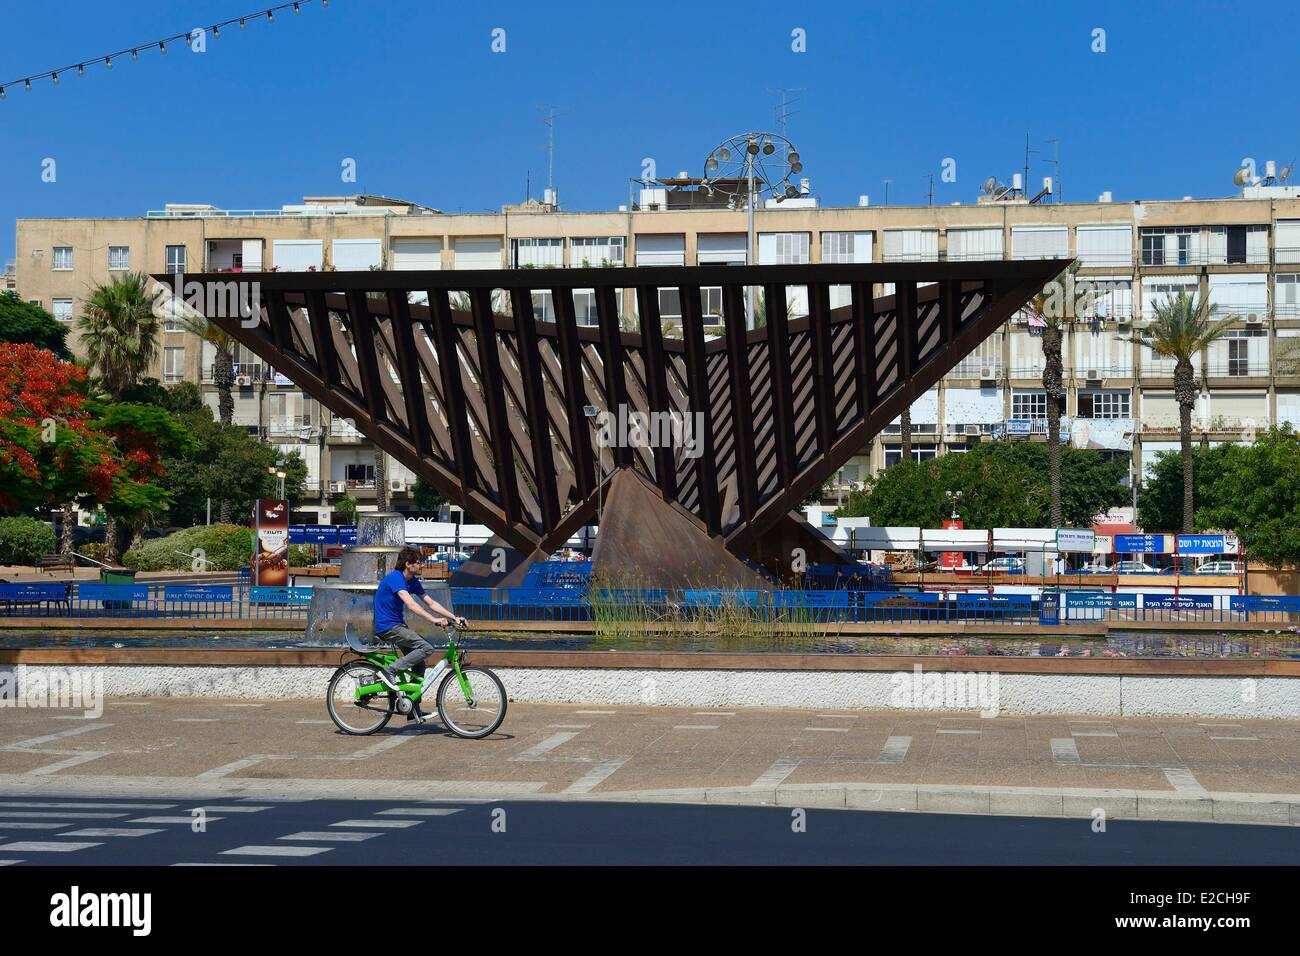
1063, 591, 1300, 624
0, 582, 313, 620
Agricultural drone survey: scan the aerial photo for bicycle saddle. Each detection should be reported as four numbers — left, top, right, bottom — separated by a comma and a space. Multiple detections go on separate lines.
344, 624, 384, 654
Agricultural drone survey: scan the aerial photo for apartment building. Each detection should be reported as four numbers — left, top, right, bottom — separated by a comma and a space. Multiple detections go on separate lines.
15, 182, 1300, 518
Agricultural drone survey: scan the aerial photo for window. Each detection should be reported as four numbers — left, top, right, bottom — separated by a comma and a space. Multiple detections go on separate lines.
884, 445, 937, 467
1278, 274, 1300, 317
1140, 227, 1195, 266
658, 288, 682, 321
1012, 389, 1048, 419
52, 298, 73, 323
945, 228, 1002, 261
635, 234, 685, 267
344, 463, 376, 485
1078, 390, 1131, 419
1075, 226, 1132, 266
52, 247, 73, 270
573, 290, 596, 325
512, 237, 563, 268
1010, 226, 1068, 260
570, 236, 624, 267
163, 347, 185, 383
883, 230, 939, 262
1208, 225, 1267, 265
531, 290, 555, 323
758, 232, 811, 265
165, 245, 186, 273
821, 231, 874, 263
700, 287, 723, 320
108, 246, 130, 270
697, 234, 747, 265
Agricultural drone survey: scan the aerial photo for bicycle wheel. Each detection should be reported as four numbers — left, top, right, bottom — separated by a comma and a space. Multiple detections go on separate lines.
436, 665, 507, 739
326, 660, 395, 735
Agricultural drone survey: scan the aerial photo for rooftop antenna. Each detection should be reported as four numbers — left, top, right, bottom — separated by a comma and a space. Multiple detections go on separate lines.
1022, 132, 1037, 196
882, 178, 893, 206
1045, 137, 1061, 203
538, 105, 565, 203
768, 87, 806, 140
927, 172, 934, 206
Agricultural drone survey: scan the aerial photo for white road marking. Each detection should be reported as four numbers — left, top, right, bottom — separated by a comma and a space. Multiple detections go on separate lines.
1210, 736, 1258, 741
815, 714, 857, 720
173, 718, 219, 723
330, 819, 421, 829
673, 725, 719, 731
877, 736, 912, 764
129, 816, 226, 825
693, 712, 736, 717
752, 757, 801, 788
30, 752, 110, 775
8, 723, 112, 749
515, 732, 578, 760
199, 757, 268, 778
61, 828, 164, 838
936, 729, 981, 735
0, 841, 100, 852
279, 831, 379, 842
296, 720, 334, 725
1164, 768, 1208, 794
222, 845, 330, 857
803, 727, 850, 733
111, 702, 151, 706
0, 811, 126, 819
548, 724, 592, 729
172, 862, 271, 867
573, 710, 616, 715
1198, 722, 1242, 728
0, 802, 175, 809
375, 808, 464, 816
187, 806, 271, 813
0, 822, 73, 829
1071, 731, 1119, 737
1051, 739, 1081, 764
563, 758, 627, 794
222, 704, 264, 708
348, 735, 418, 759
0, 860, 19, 865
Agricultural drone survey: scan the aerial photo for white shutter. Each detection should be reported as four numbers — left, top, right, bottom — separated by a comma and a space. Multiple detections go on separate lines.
1209, 392, 1266, 423
634, 234, 685, 266
332, 238, 382, 271
946, 228, 1002, 260
392, 239, 442, 271
1208, 274, 1268, 316
944, 387, 1002, 424
242, 239, 263, 271
453, 238, 502, 270
1277, 390, 1300, 427
1140, 391, 1180, 428
1277, 221, 1300, 264
1010, 226, 1068, 259
271, 239, 321, 272
883, 230, 938, 261
821, 231, 873, 263
1075, 225, 1132, 266
697, 233, 747, 265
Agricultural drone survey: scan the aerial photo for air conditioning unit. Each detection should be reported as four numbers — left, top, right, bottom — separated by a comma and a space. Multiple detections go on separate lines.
963, 424, 982, 436
389, 478, 404, 492
1246, 313, 1262, 325
235, 374, 252, 387
330, 480, 346, 493
979, 366, 996, 381
1086, 369, 1101, 381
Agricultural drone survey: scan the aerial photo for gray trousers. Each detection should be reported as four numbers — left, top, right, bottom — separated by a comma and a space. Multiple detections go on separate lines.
378, 624, 434, 677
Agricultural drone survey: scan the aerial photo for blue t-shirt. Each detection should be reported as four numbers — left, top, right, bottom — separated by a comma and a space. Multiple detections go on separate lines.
373, 570, 425, 634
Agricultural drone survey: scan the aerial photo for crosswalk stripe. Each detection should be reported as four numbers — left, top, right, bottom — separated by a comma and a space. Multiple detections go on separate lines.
374, 808, 464, 816
61, 828, 164, 838
0, 802, 176, 810
0, 841, 101, 852
329, 819, 421, 829
129, 816, 225, 824
185, 806, 271, 813
221, 845, 330, 857
279, 831, 380, 842
0, 811, 126, 819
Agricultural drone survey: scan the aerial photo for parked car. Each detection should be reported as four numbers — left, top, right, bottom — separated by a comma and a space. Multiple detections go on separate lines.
976, 557, 1026, 574
1194, 560, 1242, 575
1109, 560, 1163, 574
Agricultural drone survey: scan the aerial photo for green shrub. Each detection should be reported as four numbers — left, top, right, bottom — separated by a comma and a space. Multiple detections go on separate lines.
122, 524, 254, 571
288, 544, 317, 567
0, 516, 57, 566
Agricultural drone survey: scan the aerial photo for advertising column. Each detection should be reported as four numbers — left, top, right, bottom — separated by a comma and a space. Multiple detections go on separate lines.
252, 499, 290, 587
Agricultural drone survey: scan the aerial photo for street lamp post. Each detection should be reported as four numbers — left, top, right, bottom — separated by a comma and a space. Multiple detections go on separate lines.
702, 132, 806, 331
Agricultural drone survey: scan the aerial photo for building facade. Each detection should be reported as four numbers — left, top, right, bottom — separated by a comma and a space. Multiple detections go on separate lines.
15, 185, 1300, 518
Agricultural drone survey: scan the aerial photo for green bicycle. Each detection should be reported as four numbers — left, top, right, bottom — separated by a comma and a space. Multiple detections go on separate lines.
326, 624, 507, 738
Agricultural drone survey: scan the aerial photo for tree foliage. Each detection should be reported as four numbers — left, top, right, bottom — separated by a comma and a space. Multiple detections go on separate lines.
837, 441, 1126, 529
0, 292, 71, 359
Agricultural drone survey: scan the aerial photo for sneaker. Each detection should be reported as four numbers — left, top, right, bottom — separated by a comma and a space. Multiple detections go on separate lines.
375, 669, 403, 692
405, 706, 427, 723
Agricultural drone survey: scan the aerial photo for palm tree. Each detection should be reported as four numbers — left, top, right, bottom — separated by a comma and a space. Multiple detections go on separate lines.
1024, 262, 1083, 527
77, 272, 160, 561
1134, 290, 1235, 531
899, 406, 913, 461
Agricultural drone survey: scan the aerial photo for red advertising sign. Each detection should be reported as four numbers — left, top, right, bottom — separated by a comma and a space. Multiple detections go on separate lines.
252, 499, 289, 586
940, 518, 965, 570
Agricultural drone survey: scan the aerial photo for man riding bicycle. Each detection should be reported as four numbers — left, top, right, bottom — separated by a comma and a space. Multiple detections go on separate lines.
373, 547, 466, 709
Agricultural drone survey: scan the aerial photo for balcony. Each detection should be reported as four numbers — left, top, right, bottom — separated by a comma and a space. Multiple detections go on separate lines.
991, 418, 1072, 441
267, 417, 320, 439
1277, 247, 1300, 266
947, 358, 1002, 379
328, 419, 366, 441
203, 363, 267, 385
1205, 360, 1270, 378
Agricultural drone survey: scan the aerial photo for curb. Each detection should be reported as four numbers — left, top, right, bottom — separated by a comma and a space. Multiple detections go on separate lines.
4, 774, 1298, 826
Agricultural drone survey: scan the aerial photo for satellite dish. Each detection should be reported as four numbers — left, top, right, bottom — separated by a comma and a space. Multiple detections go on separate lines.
982, 175, 997, 194
992, 185, 1011, 201
1233, 167, 1251, 187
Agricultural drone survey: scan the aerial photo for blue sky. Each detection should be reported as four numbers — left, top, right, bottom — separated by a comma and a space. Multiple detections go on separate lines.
1, 0, 1293, 262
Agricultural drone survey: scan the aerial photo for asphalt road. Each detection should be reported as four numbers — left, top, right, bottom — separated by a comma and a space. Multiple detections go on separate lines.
3, 793, 1299, 865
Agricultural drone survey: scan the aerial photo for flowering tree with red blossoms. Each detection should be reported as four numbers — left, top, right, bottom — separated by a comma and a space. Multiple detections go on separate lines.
0, 343, 189, 535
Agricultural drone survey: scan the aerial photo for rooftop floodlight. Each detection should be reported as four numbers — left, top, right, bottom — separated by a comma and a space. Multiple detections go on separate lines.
746, 138, 760, 155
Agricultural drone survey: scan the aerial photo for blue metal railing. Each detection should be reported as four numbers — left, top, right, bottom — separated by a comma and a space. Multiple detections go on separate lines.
0, 582, 312, 620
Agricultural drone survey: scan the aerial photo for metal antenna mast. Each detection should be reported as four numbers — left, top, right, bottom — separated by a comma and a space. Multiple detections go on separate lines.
1045, 138, 1061, 203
